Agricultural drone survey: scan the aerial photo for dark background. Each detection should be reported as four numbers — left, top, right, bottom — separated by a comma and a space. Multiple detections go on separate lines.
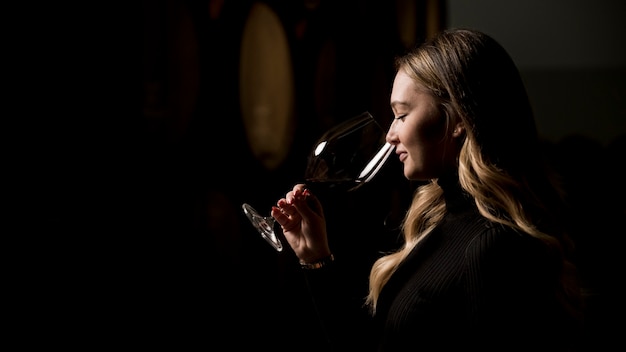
17, 0, 624, 350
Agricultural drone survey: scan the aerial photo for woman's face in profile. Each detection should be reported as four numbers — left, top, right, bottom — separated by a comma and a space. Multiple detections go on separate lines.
386, 69, 459, 181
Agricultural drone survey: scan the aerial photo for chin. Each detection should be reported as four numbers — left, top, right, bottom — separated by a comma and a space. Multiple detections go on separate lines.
405, 168, 428, 181
404, 169, 419, 180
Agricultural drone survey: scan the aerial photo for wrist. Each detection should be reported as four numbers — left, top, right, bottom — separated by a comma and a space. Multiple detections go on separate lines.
299, 253, 335, 270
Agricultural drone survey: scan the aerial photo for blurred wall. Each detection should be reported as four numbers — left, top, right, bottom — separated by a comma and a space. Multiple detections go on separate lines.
447, 0, 626, 145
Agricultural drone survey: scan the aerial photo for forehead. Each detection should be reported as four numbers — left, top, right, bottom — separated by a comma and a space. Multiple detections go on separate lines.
391, 71, 414, 101
390, 70, 430, 106
392, 70, 414, 91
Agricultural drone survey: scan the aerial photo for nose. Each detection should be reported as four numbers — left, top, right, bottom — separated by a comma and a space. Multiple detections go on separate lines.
385, 119, 399, 145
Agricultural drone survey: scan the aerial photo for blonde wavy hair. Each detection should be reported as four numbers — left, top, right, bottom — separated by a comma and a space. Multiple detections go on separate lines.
365, 29, 581, 321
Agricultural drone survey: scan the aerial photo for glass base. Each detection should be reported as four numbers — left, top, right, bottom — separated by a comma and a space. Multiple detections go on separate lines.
242, 203, 283, 252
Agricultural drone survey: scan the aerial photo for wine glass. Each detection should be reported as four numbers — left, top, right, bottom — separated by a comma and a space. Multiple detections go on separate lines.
242, 111, 394, 252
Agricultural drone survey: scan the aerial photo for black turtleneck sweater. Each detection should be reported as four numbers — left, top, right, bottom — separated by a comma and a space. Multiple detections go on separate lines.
304, 177, 578, 351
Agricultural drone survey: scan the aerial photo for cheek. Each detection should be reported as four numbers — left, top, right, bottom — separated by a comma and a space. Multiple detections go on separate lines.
401, 119, 450, 174
401, 117, 446, 152
420, 114, 448, 142
399, 124, 426, 169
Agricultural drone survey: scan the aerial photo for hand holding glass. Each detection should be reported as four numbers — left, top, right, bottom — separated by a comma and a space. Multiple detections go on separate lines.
242, 112, 394, 252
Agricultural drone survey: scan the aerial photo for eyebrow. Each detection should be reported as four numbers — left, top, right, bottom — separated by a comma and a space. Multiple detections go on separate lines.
390, 101, 410, 109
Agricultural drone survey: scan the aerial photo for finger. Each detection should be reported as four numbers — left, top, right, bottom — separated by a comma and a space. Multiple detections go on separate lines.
272, 206, 301, 233
273, 200, 301, 220
286, 184, 307, 204
278, 203, 299, 218
271, 206, 291, 226
291, 188, 323, 219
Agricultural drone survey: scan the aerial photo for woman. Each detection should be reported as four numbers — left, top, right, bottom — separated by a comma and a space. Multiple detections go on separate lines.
271, 28, 583, 351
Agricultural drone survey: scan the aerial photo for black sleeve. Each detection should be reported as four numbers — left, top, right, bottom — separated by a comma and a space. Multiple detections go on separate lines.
302, 256, 377, 352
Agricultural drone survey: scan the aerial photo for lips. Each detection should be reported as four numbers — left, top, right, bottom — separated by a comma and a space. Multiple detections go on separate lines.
396, 151, 407, 162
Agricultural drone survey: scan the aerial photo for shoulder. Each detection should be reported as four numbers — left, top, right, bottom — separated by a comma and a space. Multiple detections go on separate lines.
467, 222, 544, 250
461, 224, 559, 296
464, 223, 550, 269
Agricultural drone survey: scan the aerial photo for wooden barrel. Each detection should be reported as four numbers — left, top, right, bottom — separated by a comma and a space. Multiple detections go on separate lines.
239, 2, 295, 171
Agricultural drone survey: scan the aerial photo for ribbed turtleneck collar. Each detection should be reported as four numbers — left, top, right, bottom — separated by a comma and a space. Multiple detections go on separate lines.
436, 172, 475, 214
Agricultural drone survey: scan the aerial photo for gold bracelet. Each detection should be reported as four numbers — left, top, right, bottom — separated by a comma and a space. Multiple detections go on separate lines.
300, 254, 335, 270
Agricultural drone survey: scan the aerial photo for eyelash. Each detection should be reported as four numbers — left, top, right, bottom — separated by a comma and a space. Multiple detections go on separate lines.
394, 114, 406, 120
